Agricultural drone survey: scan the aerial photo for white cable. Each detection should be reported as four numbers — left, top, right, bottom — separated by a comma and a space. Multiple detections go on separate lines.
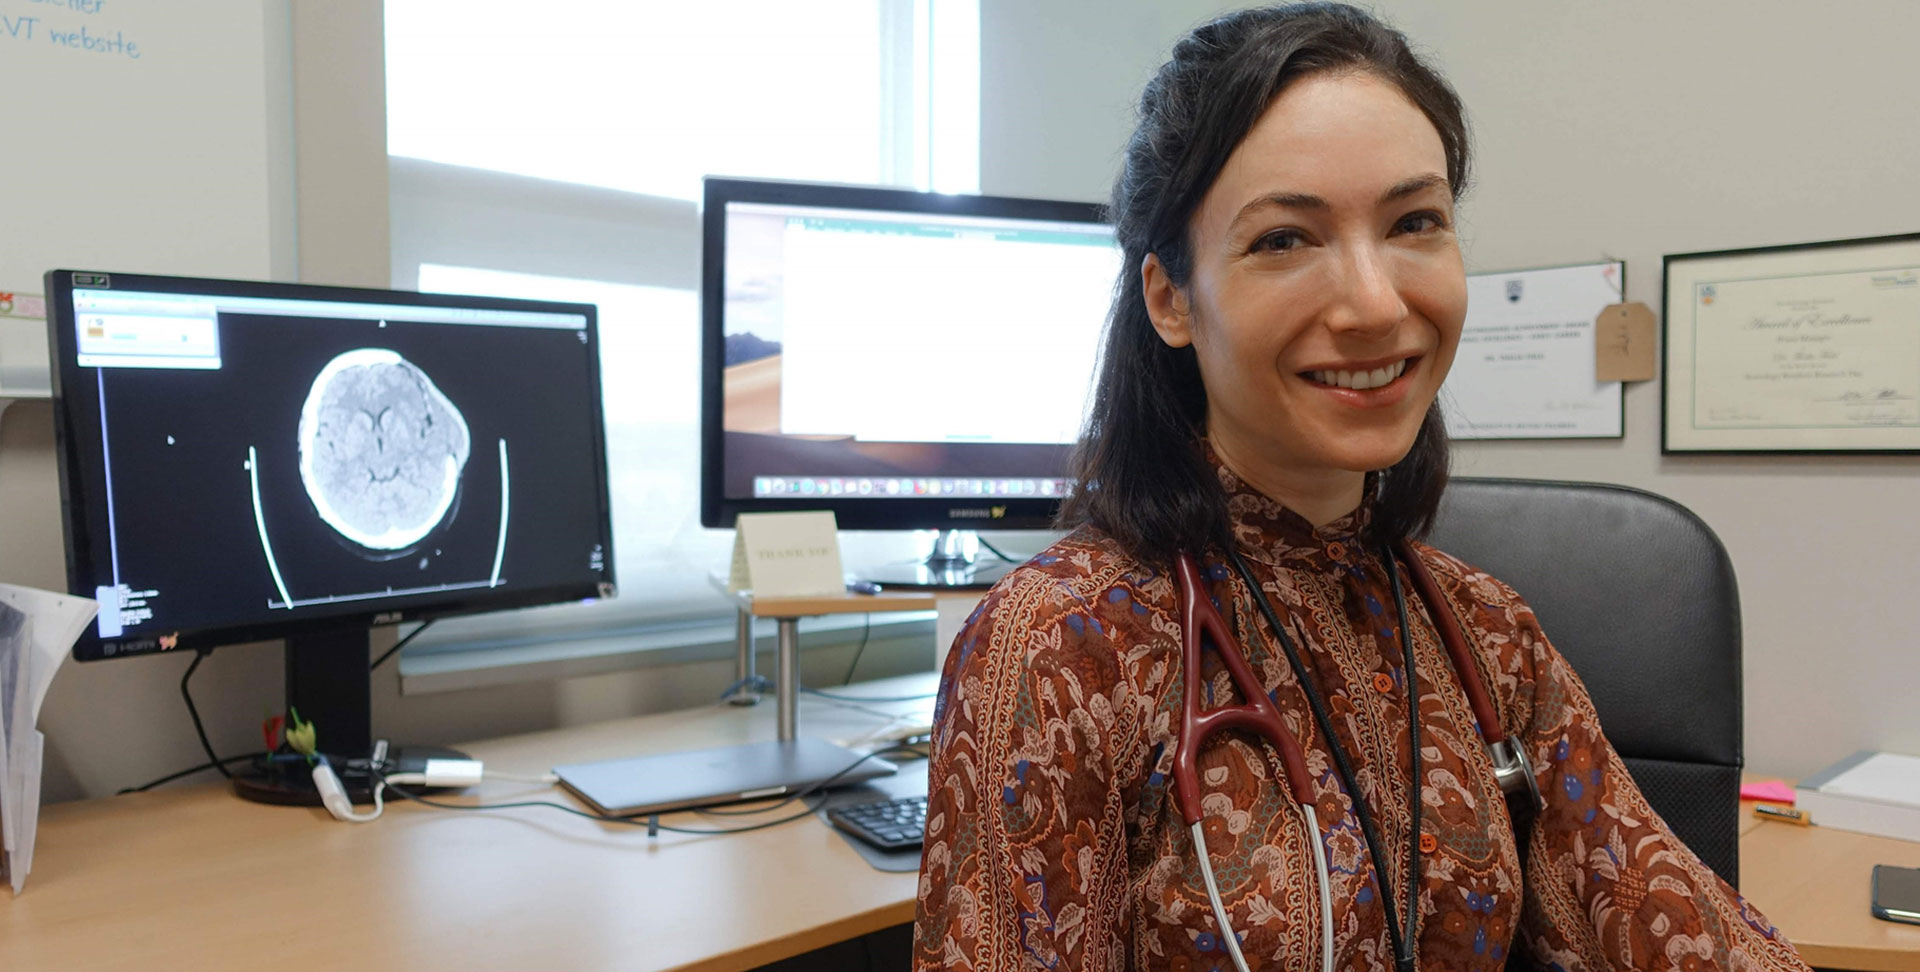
1191, 821, 1254, 972
313, 760, 387, 823
1302, 803, 1335, 972
483, 770, 559, 785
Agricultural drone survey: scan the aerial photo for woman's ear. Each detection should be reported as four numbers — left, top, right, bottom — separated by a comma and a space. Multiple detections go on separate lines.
1142, 252, 1194, 348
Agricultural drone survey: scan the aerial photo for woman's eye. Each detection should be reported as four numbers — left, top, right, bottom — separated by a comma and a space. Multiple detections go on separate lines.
1395, 211, 1448, 235
1251, 230, 1303, 253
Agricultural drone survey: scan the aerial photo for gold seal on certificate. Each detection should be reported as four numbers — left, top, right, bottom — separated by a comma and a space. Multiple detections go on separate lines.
1664, 234, 1920, 453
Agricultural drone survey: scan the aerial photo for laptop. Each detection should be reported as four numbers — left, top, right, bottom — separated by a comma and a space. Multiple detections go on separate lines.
553, 737, 898, 817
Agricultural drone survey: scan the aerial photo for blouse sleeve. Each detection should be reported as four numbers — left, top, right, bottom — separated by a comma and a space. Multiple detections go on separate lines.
913, 570, 1143, 972
1450, 568, 1811, 972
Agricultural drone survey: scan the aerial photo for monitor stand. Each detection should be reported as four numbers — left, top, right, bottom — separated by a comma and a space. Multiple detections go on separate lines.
862, 529, 1018, 589
230, 627, 469, 806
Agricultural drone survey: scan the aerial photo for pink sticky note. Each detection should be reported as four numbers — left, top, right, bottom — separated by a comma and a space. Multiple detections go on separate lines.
1739, 780, 1795, 804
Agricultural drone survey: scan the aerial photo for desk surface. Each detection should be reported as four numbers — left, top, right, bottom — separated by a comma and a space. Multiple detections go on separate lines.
2, 675, 938, 972
1740, 782, 1920, 971
9, 694, 1919, 972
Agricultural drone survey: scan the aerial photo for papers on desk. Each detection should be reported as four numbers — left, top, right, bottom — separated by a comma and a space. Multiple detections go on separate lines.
0, 583, 98, 895
1797, 751, 1920, 843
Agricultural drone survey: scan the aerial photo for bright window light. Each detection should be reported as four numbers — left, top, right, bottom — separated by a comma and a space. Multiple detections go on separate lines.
387, 1, 886, 201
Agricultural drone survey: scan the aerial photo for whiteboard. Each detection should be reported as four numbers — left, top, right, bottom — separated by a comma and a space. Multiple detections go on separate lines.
0, 1, 285, 298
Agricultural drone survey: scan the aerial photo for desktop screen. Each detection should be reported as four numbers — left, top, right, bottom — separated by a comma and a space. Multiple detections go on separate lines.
703, 180, 1122, 529
48, 272, 616, 660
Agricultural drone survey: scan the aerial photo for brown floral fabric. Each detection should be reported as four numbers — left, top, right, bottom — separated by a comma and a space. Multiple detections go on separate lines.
913, 461, 1807, 972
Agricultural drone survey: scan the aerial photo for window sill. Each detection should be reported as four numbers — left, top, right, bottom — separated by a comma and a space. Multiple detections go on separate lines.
397, 610, 936, 695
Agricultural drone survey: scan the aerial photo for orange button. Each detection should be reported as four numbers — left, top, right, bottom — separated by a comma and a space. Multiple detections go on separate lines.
1326, 541, 1348, 561
1420, 833, 1439, 854
1372, 672, 1395, 694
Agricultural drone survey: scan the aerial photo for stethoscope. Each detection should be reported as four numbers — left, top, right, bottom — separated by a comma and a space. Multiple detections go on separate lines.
1172, 541, 1545, 972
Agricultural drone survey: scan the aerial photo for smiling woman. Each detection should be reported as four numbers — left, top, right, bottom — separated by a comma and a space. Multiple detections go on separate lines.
913, 5, 1814, 972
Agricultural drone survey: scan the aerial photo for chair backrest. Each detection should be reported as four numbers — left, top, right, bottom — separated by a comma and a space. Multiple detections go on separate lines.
1426, 477, 1743, 887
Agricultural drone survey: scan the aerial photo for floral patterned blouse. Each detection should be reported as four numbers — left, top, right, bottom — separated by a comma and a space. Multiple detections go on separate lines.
912, 461, 1808, 971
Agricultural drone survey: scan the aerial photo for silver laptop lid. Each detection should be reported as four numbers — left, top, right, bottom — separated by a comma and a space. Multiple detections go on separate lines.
554, 736, 896, 817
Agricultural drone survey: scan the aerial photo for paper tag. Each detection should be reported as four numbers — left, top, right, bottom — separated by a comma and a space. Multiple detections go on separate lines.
1595, 301, 1658, 382
727, 511, 844, 597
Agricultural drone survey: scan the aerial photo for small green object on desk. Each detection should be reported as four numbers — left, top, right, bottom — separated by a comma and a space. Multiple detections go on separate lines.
285, 707, 318, 764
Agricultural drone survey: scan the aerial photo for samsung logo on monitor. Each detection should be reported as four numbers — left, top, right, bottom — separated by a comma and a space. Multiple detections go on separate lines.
948, 506, 1008, 519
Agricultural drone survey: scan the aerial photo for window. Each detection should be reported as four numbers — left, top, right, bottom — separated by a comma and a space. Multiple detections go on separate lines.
386, 0, 979, 199
385, 1, 980, 651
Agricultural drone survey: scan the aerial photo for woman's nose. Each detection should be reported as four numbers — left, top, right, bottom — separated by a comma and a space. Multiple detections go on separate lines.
1325, 243, 1409, 337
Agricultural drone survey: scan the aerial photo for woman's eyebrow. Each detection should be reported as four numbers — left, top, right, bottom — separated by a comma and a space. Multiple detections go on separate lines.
1227, 173, 1452, 230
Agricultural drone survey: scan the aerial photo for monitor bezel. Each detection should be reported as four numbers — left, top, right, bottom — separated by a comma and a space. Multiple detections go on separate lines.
699, 177, 1109, 531
44, 268, 618, 662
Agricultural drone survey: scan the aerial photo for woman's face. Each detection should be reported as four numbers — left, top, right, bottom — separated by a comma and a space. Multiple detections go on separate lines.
1146, 70, 1466, 484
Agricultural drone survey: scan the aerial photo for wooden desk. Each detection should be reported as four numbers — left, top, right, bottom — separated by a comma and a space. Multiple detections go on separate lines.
1740, 782, 1920, 971
14, 704, 1915, 972
0, 674, 939, 972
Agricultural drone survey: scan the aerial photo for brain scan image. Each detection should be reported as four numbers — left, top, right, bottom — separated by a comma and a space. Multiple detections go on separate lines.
298, 349, 471, 553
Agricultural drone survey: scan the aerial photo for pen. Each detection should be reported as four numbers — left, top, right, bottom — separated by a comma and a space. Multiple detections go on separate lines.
1753, 803, 1810, 826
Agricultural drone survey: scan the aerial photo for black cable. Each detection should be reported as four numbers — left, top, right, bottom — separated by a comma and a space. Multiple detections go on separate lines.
974, 536, 1023, 564
369, 619, 436, 672
1226, 546, 1417, 972
1384, 542, 1424, 971
841, 614, 872, 685
376, 742, 924, 836
180, 648, 233, 779
118, 751, 266, 794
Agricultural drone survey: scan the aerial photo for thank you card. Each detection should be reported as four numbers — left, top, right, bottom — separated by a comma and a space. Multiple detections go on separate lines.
727, 511, 844, 597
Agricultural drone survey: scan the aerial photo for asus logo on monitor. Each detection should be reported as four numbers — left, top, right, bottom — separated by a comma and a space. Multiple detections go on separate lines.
948, 506, 1008, 520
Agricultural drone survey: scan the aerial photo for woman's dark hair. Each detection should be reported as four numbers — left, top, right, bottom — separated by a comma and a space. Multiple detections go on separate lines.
1057, 2, 1469, 564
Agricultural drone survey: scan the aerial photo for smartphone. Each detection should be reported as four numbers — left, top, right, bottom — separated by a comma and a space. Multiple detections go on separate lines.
1871, 864, 1920, 925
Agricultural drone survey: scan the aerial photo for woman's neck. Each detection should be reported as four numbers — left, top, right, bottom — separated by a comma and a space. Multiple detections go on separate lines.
1209, 434, 1366, 529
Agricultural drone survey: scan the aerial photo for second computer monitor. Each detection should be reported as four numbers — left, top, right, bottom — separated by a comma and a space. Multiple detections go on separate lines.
700, 178, 1121, 532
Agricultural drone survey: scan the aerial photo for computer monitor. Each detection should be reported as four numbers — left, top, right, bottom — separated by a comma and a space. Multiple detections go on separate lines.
699, 178, 1121, 585
45, 269, 616, 800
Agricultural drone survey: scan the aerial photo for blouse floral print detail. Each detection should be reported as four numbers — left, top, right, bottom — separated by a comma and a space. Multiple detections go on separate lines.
912, 462, 1807, 972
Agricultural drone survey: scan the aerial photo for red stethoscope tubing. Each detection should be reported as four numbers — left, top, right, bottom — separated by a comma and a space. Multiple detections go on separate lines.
1171, 552, 1316, 822
1171, 541, 1506, 824
1169, 542, 1526, 972
1394, 539, 1508, 746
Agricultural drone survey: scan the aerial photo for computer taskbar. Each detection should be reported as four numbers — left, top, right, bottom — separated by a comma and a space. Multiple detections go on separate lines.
752, 476, 1069, 499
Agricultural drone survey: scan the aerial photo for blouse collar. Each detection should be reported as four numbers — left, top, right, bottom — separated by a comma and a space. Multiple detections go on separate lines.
1206, 440, 1377, 572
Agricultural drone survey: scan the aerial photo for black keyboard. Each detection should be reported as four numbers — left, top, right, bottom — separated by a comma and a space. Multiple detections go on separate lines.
827, 795, 926, 851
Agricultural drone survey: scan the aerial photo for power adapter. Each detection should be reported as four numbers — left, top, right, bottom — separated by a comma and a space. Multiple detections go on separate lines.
313, 756, 486, 822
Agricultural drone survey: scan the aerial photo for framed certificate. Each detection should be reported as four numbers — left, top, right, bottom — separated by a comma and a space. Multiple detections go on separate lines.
1442, 260, 1625, 440
1663, 233, 1920, 453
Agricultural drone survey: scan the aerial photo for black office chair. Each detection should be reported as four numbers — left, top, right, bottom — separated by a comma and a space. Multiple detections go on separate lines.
1426, 477, 1744, 889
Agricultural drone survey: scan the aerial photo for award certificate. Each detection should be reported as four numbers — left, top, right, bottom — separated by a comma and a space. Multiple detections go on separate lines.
1664, 235, 1920, 452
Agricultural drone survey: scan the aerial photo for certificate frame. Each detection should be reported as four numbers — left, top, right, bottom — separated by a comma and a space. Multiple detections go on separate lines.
1662, 232, 1920, 454
1443, 259, 1626, 441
